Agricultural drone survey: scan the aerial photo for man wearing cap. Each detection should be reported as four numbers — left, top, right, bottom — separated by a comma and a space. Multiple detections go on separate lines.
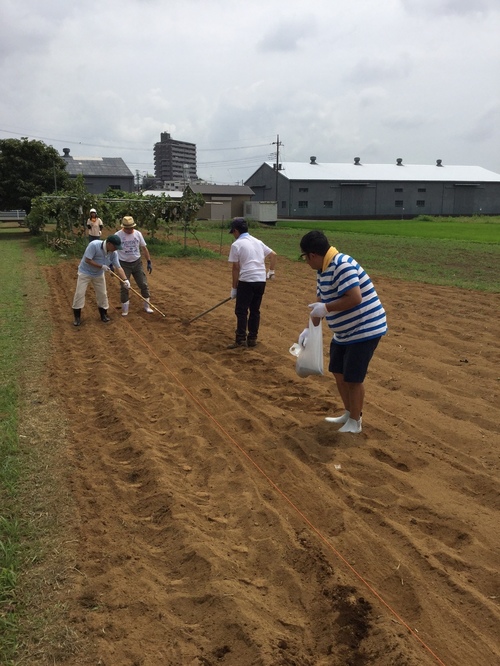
86, 208, 103, 242
227, 217, 277, 348
71, 235, 130, 326
114, 216, 154, 316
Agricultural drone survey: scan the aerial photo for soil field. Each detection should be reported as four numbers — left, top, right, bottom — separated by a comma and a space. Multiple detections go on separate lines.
27, 251, 500, 665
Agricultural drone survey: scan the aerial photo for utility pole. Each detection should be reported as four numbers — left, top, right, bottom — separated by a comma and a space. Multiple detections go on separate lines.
272, 134, 283, 203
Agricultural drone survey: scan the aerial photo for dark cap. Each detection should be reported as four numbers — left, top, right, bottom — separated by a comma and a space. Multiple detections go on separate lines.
106, 234, 123, 250
229, 217, 248, 234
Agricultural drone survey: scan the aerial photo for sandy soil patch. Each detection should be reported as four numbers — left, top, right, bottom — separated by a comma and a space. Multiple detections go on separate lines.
35, 253, 500, 666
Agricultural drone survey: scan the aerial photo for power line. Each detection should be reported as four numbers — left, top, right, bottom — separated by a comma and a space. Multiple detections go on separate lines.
0, 127, 274, 154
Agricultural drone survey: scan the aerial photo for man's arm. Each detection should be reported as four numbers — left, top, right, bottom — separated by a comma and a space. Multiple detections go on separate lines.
268, 251, 277, 271
310, 286, 362, 326
84, 248, 104, 270
231, 262, 240, 288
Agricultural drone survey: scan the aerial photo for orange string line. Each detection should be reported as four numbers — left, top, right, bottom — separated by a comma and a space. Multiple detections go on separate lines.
126, 321, 448, 666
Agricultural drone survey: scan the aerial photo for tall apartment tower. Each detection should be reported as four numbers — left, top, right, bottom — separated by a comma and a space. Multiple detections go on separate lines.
153, 132, 197, 183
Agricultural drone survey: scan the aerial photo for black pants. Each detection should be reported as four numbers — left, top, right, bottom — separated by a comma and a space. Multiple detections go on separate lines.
235, 281, 266, 343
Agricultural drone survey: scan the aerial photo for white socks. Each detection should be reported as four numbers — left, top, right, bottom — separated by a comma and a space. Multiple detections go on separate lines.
325, 410, 350, 424
338, 417, 362, 433
325, 411, 363, 433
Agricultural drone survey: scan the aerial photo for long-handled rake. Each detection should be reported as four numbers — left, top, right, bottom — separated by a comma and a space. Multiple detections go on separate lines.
109, 270, 166, 317
184, 297, 231, 325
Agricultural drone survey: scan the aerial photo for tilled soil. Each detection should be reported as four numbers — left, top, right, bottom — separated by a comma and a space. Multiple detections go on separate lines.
35, 252, 500, 666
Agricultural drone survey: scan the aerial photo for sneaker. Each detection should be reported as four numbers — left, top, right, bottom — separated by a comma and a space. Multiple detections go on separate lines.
143, 299, 154, 314
338, 417, 362, 433
122, 301, 130, 316
325, 411, 350, 424
247, 338, 258, 347
227, 341, 247, 349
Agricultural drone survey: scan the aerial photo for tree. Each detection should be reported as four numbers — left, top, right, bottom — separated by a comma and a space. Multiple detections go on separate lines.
0, 138, 69, 213
28, 182, 205, 239
28, 175, 96, 235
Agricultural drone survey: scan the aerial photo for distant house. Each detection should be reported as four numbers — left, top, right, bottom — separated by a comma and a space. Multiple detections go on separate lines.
62, 148, 134, 194
187, 183, 255, 220
245, 157, 500, 219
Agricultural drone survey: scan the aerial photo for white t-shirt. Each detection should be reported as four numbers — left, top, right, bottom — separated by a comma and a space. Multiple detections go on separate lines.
116, 229, 147, 262
228, 233, 274, 282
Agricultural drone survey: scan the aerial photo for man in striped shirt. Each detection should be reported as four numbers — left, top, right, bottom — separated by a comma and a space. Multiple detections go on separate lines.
299, 230, 387, 433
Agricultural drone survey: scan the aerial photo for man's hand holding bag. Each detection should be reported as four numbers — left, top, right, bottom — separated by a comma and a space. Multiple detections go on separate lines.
293, 318, 324, 378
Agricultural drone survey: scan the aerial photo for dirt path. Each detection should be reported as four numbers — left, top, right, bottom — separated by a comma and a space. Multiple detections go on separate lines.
38, 253, 499, 666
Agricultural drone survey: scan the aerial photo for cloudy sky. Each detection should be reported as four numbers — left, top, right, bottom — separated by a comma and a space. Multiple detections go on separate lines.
2, 0, 499, 184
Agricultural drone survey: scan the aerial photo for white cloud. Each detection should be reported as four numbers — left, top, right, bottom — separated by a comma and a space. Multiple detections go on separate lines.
0, 0, 499, 183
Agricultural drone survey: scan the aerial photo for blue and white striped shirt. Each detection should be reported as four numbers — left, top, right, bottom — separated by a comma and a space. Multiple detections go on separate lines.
317, 252, 387, 344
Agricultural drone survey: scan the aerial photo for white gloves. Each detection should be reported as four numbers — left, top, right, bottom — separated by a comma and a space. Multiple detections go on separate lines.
123, 279, 131, 289
267, 270, 275, 280
308, 302, 328, 318
298, 328, 309, 347
101, 264, 110, 272
230, 288, 237, 299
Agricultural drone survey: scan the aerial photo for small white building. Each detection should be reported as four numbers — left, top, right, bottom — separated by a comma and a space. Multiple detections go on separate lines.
244, 201, 277, 225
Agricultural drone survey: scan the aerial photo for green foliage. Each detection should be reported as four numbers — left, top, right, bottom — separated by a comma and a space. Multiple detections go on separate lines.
0, 138, 69, 213
27, 174, 95, 236
29, 185, 206, 242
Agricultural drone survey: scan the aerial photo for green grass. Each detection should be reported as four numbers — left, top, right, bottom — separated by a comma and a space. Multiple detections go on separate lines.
279, 215, 500, 243
191, 217, 500, 292
0, 240, 26, 663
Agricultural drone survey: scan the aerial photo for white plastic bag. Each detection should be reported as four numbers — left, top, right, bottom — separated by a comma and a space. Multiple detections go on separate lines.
289, 318, 323, 378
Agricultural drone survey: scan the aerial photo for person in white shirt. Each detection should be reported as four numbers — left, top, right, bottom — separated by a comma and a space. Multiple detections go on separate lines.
115, 216, 154, 316
227, 217, 277, 348
86, 208, 103, 242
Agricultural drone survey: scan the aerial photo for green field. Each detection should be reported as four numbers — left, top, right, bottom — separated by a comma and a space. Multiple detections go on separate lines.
191, 216, 500, 293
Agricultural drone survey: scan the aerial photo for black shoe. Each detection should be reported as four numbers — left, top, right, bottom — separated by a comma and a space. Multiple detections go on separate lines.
247, 338, 257, 347
73, 308, 81, 326
98, 307, 110, 323
227, 340, 247, 349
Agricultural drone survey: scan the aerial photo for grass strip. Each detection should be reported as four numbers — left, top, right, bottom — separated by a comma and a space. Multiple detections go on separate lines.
0, 240, 26, 663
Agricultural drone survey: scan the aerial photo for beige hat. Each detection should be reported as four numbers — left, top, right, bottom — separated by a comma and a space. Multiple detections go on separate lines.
121, 216, 136, 228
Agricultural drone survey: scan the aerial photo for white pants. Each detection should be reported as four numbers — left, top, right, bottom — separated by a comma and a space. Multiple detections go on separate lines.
72, 272, 109, 309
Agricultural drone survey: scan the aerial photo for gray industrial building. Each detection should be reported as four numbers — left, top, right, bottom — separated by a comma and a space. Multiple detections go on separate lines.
245, 157, 500, 219
154, 132, 197, 183
62, 148, 134, 193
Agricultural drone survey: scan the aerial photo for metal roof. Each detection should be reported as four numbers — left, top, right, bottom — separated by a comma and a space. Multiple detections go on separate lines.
64, 156, 134, 178
268, 161, 500, 183
141, 190, 184, 198
189, 184, 254, 196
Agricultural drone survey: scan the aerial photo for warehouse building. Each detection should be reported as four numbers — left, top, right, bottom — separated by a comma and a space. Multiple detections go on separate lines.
245, 157, 500, 219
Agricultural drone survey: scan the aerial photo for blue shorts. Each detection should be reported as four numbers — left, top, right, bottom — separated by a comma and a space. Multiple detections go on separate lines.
329, 337, 381, 383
